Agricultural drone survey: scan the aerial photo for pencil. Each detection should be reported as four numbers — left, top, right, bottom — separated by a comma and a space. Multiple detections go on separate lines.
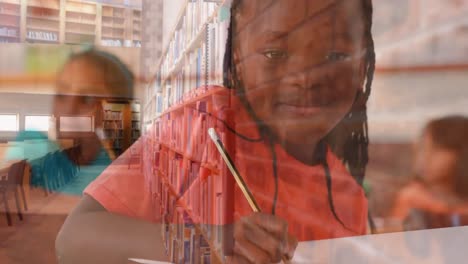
208, 128, 291, 264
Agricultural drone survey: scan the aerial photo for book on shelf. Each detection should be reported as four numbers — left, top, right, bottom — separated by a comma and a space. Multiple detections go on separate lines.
0, 27, 17, 37
104, 110, 123, 120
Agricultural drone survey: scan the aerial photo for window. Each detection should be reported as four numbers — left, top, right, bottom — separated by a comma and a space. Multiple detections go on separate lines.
25, 115, 50, 131
0, 114, 19, 132
59, 116, 94, 132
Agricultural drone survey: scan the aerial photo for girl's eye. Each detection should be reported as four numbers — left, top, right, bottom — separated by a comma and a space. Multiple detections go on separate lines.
326, 51, 351, 62
263, 49, 288, 60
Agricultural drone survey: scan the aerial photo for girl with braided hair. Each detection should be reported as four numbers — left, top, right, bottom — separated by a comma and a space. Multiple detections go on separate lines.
224, 0, 375, 262
56, 0, 376, 263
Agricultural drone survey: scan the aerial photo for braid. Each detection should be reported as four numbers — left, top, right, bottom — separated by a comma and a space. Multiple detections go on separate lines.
224, 0, 376, 228
325, 0, 375, 186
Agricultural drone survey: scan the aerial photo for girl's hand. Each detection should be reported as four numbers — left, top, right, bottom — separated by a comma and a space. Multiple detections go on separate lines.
228, 212, 298, 264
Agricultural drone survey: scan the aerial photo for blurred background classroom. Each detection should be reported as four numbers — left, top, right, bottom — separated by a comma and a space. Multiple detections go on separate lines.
0, 0, 468, 263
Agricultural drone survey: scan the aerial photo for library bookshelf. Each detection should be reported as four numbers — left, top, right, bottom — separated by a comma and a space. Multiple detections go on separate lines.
0, 0, 141, 46
142, 0, 236, 262
103, 100, 141, 158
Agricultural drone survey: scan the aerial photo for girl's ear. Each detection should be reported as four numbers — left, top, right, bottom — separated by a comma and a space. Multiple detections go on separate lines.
358, 52, 367, 90
233, 50, 242, 74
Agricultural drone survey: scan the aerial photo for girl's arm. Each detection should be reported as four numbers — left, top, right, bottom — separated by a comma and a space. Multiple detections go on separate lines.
56, 194, 170, 264
391, 182, 450, 220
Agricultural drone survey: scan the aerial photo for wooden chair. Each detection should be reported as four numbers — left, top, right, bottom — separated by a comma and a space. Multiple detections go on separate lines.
11, 160, 28, 211
0, 166, 12, 226
0, 160, 26, 226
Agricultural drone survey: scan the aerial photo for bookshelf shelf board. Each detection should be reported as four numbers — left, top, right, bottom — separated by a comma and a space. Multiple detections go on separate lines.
26, 14, 60, 21
101, 37, 123, 41
65, 19, 96, 26
0, 33, 18, 38
159, 86, 225, 118
27, 26, 59, 32
65, 30, 95, 36
1, 0, 20, 5
160, 142, 185, 157
27, 5, 60, 11
0, 23, 19, 28
102, 24, 124, 29
65, 10, 96, 17
0, 11, 20, 17
26, 37, 58, 43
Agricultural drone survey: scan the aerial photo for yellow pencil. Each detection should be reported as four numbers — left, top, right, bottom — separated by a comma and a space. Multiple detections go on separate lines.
208, 128, 291, 264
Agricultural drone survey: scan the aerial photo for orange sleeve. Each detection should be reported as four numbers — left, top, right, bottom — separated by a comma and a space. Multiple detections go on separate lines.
84, 155, 155, 222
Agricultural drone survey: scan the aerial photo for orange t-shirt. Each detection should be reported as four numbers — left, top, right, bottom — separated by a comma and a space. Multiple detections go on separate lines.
85, 97, 368, 241
230, 100, 367, 241
84, 141, 156, 222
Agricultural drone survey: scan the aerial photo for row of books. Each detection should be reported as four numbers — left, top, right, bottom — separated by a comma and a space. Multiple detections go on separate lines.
132, 120, 140, 129
0, 27, 17, 37
104, 129, 123, 139
171, 209, 213, 264
145, 2, 234, 263
161, 20, 228, 108
158, 113, 184, 152
154, 146, 222, 263
27, 30, 58, 41
131, 130, 140, 139
165, 0, 219, 69
132, 112, 140, 120
112, 138, 123, 148
104, 111, 123, 120
101, 39, 123, 46
104, 120, 123, 129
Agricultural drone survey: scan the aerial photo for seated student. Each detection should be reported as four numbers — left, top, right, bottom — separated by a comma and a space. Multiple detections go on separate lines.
56, 0, 376, 263
54, 49, 134, 165
44, 49, 133, 193
392, 116, 468, 230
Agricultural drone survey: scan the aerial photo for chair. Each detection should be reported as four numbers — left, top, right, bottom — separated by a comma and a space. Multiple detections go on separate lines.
0, 160, 26, 226
29, 157, 49, 196
42, 153, 60, 191
10, 160, 28, 211
56, 150, 77, 185
0, 166, 12, 226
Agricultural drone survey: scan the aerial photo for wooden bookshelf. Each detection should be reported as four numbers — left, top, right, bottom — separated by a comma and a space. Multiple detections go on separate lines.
64, 0, 96, 44
25, 1, 60, 44
0, 0, 141, 46
102, 100, 141, 158
142, 1, 234, 262
27, 0, 60, 10
0, 0, 21, 43
131, 102, 141, 143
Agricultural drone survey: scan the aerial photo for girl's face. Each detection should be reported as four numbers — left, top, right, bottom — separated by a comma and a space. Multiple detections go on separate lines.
54, 59, 107, 163
233, 0, 366, 145
414, 131, 458, 184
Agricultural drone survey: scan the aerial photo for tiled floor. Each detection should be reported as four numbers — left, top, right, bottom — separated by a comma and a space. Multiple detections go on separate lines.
0, 188, 80, 264
0, 150, 141, 264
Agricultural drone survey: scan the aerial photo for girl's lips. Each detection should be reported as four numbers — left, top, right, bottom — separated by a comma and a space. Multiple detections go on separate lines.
275, 103, 325, 116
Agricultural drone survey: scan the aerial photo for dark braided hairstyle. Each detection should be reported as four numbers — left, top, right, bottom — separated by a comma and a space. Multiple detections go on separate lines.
223, 0, 376, 230
63, 49, 135, 99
